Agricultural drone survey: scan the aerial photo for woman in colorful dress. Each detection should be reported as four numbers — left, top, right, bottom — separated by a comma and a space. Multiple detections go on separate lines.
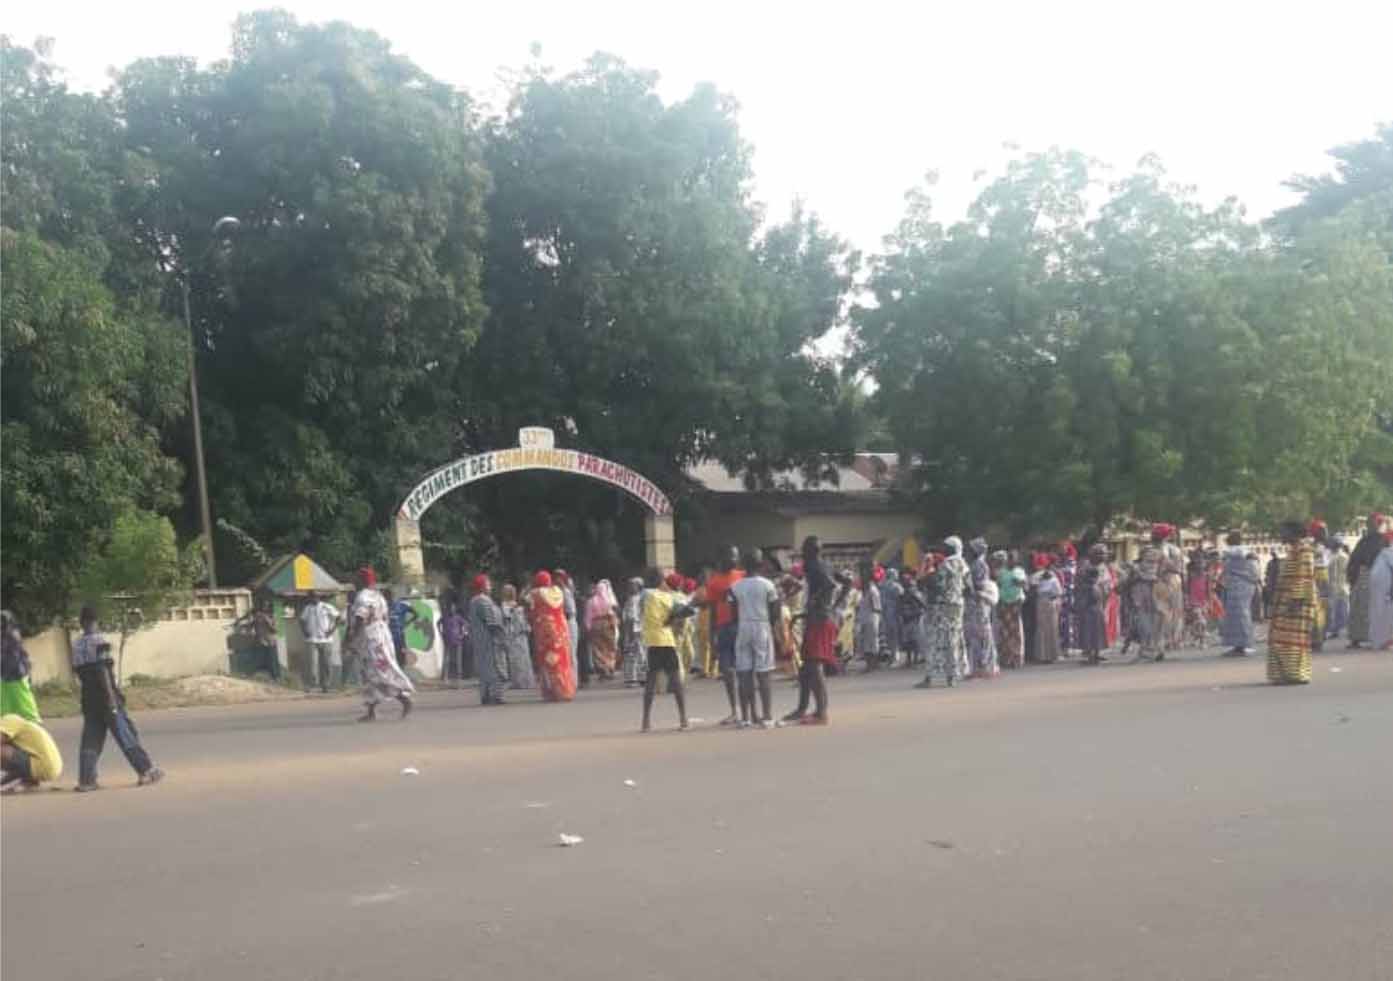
915, 538, 971, 688
964, 538, 999, 678
1268, 522, 1317, 685
1308, 521, 1330, 653
1185, 551, 1212, 647
584, 580, 620, 679
529, 572, 577, 702
993, 552, 1027, 669
0, 612, 40, 723
1152, 525, 1186, 652
777, 575, 804, 678
349, 567, 414, 721
500, 584, 535, 690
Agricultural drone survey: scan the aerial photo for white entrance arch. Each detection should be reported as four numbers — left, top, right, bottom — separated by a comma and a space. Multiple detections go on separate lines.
393, 427, 674, 582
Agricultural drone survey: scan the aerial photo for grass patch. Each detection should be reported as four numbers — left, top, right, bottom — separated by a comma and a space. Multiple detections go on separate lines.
33, 672, 322, 718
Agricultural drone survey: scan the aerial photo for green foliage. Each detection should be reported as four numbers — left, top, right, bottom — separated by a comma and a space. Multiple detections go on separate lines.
856, 145, 1393, 539
1, 230, 186, 627
459, 55, 860, 578
75, 509, 192, 625
111, 11, 492, 579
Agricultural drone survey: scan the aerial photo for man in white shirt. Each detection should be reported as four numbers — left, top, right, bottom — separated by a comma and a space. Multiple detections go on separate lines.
299, 594, 342, 692
729, 549, 783, 728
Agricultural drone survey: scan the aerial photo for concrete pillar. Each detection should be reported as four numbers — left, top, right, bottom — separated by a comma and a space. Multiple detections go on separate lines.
644, 513, 676, 570
395, 516, 426, 586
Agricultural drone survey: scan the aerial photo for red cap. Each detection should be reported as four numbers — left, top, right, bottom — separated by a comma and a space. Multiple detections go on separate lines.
1033, 553, 1051, 570
665, 572, 684, 590
1062, 543, 1077, 560
872, 565, 885, 583
471, 574, 490, 594
683, 577, 697, 593
1151, 523, 1174, 540
533, 571, 552, 588
357, 566, 377, 586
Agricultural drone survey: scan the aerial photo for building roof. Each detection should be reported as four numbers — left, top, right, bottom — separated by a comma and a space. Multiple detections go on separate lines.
686, 458, 883, 494
250, 554, 348, 596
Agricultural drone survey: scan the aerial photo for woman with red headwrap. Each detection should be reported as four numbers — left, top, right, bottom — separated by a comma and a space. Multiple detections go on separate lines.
1027, 552, 1062, 664
350, 567, 414, 721
529, 572, 576, 701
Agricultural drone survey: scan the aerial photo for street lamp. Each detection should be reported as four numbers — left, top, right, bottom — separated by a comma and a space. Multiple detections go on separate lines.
182, 215, 240, 589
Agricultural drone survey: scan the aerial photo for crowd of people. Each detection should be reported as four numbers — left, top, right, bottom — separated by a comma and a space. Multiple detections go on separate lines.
1, 515, 1389, 791
373, 514, 1393, 730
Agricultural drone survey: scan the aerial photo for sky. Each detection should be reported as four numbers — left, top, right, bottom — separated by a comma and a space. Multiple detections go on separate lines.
6, 0, 1391, 254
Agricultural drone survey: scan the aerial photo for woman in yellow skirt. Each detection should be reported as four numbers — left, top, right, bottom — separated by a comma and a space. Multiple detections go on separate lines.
1268, 521, 1317, 685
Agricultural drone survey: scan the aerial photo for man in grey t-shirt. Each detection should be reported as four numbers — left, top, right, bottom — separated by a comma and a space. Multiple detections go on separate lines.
729, 549, 782, 728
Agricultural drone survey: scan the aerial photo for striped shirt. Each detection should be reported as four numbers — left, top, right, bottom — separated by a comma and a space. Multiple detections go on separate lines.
70, 631, 112, 669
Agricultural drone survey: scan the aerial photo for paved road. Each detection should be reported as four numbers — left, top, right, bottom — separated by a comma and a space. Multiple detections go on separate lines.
5, 648, 1392, 980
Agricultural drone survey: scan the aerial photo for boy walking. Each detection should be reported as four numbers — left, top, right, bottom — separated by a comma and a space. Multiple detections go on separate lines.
70, 606, 163, 791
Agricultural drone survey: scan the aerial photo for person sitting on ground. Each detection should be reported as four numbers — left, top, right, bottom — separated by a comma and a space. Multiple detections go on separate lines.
1, 713, 62, 793
70, 606, 164, 790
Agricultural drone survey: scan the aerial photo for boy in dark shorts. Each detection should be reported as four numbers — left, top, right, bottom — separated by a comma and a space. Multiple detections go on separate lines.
640, 570, 698, 732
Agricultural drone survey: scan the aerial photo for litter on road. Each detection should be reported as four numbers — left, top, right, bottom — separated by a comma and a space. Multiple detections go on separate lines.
558, 833, 584, 847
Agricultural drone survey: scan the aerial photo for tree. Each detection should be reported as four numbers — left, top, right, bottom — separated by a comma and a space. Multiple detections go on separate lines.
111, 10, 491, 578
1270, 123, 1393, 237
459, 55, 860, 577
75, 509, 193, 682
1, 230, 186, 627
855, 147, 1393, 541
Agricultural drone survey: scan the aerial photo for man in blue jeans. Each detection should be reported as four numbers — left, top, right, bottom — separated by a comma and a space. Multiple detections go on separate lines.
70, 606, 163, 791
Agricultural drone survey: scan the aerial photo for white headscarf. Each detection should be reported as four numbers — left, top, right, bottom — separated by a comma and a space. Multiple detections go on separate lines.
944, 536, 964, 557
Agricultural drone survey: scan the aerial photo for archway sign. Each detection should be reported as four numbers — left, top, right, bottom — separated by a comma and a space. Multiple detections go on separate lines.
393, 427, 675, 583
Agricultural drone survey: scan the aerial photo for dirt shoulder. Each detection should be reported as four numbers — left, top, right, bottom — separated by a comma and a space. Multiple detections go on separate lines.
34, 674, 324, 718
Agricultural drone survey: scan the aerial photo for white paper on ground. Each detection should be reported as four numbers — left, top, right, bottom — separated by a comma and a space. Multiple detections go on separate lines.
559, 833, 584, 847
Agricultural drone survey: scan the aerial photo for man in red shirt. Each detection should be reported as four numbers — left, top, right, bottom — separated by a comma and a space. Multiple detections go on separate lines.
702, 545, 744, 726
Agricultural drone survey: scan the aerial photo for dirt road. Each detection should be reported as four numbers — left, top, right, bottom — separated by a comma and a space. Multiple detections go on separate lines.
4, 650, 1391, 980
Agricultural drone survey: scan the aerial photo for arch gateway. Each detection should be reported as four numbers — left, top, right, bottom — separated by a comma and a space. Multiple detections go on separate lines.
393, 427, 675, 583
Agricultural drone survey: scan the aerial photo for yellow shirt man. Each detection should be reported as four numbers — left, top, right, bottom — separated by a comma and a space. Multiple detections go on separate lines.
641, 587, 680, 649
